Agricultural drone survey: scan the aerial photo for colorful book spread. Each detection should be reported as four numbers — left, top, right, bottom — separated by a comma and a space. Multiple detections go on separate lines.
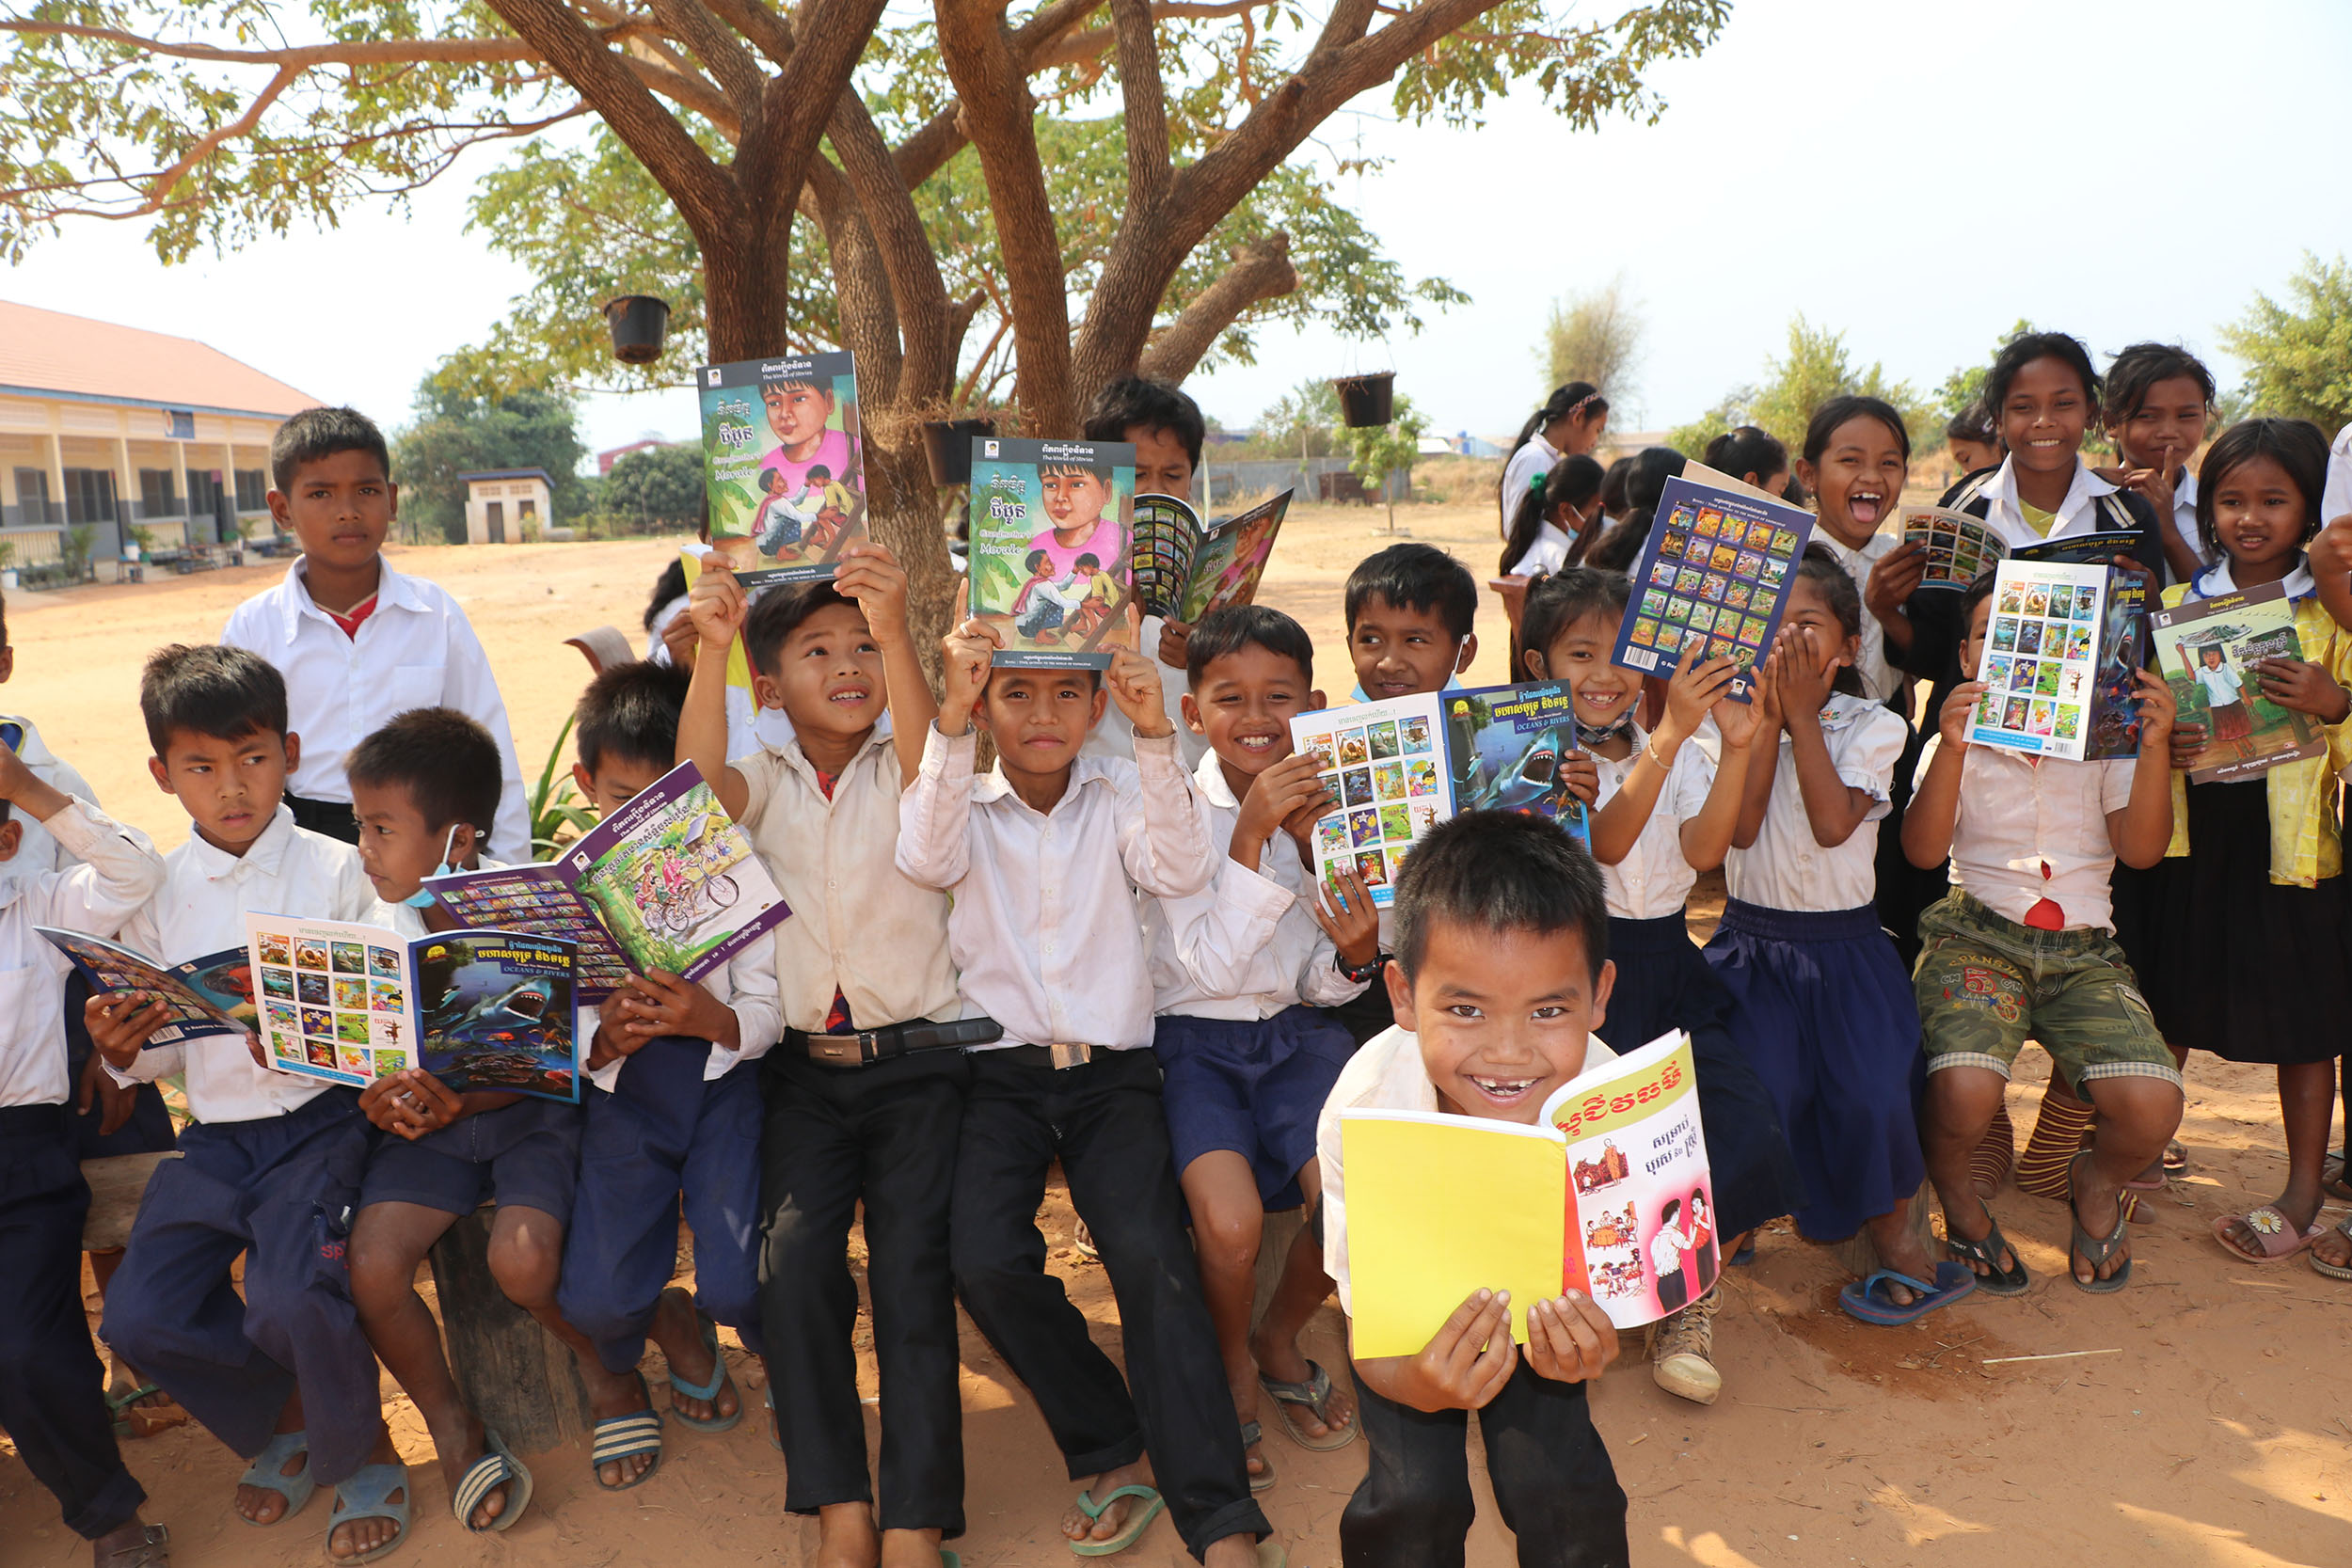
1970, 558, 2112, 760
2153, 579, 2327, 784
966, 436, 1138, 669
1613, 474, 1814, 701
2005, 534, 2150, 761
1130, 489, 1292, 624
697, 351, 868, 587
1899, 505, 2003, 591
40, 932, 253, 1047
1340, 1030, 1714, 1354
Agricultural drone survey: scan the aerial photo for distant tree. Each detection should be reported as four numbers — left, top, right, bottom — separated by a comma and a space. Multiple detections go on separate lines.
1934, 317, 2036, 441
390, 383, 587, 545
2219, 252, 2352, 431
599, 444, 704, 534
1542, 277, 1644, 407
1670, 315, 1932, 460
1258, 378, 1344, 460
1344, 392, 1427, 531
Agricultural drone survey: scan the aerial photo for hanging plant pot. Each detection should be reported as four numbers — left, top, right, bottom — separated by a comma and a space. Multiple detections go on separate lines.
1333, 372, 1395, 429
602, 295, 671, 364
920, 418, 996, 486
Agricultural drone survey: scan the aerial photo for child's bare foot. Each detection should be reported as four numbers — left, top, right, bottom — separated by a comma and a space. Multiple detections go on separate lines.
2312, 1218, 2352, 1276
651, 1287, 739, 1427
879, 1527, 952, 1568
2217, 1189, 2324, 1259
813, 1502, 878, 1568
103, 1354, 186, 1439
1249, 1326, 1355, 1443
1063, 1458, 1153, 1547
424, 1411, 508, 1531
234, 1426, 309, 1526
2069, 1158, 2132, 1286
587, 1370, 660, 1490
1219, 1364, 1270, 1486
1202, 1531, 1269, 1567
1866, 1210, 1938, 1307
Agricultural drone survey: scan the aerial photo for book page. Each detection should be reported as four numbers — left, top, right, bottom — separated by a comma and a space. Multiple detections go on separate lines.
697, 352, 868, 587
2153, 581, 2326, 783
968, 436, 1138, 669
1129, 493, 1201, 621
412, 930, 581, 1103
40, 930, 251, 1047
428, 863, 633, 1001
1289, 693, 1446, 908
1440, 680, 1591, 847
1176, 489, 1291, 623
246, 913, 417, 1087
1899, 506, 2002, 591
1546, 1031, 1712, 1330
1615, 474, 1814, 702
1970, 560, 2107, 761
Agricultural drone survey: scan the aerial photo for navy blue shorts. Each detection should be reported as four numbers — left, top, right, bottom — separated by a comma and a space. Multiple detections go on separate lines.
1152, 1006, 1356, 1210
358, 1099, 580, 1222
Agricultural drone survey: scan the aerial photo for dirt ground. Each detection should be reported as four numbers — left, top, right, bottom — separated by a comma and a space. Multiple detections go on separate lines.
3, 505, 2349, 1567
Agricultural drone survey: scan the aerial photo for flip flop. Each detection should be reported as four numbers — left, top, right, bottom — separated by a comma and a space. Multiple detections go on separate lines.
1258, 1359, 1358, 1452
2164, 1139, 2190, 1177
2067, 1149, 2132, 1293
106, 1381, 186, 1440
2212, 1206, 2328, 1265
1240, 1418, 1274, 1493
1944, 1202, 2029, 1295
2322, 1153, 2352, 1204
451, 1429, 532, 1533
1838, 1261, 1978, 1326
236, 1430, 316, 1526
591, 1370, 664, 1491
1727, 1236, 1756, 1266
325, 1461, 409, 1564
2311, 1218, 2352, 1281
1069, 1483, 1164, 1558
665, 1307, 743, 1433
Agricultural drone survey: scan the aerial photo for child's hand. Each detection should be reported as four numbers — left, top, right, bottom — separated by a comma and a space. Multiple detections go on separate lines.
833, 542, 912, 649
1661, 645, 1738, 744
1308, 864, 1382, 973
76, 1050, 134, 1137
2133, 668, 2177, 750
620, 970, 742, 1051
2311, 514, 2352, 583
687, 560, 748, 654
1866, 542, 1929, 625
1754, 641, 1786, 733
2169, 718, 2206, 770
1232, 753, 1323, 856
585, 990, 641, 1070
1557, 747, 1599, 806
1939, 680, 1987, 748
1393, 1288, 1518, 1413
1279, 773, 1340, 853
359, 1069, 461, 1140
2253, 657, 2351, 722
1523, 1291, 1618, 1386
939, 580, 998, 736
1156, 616, 1193, 672
1106, 635, 1172, 738
1713, 689, 1765, 752
2108, 552, 2157, 594
85, 991, 173, 1069
1773, 625, 1828, 722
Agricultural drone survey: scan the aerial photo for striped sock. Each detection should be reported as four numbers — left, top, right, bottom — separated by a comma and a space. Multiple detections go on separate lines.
2015, 1094, 2094, 1200
1969, 1102, 2016, 1196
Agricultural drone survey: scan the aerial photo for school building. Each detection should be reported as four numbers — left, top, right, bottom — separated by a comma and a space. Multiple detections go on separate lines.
458, 468, 555, 544
0, 300, 315, 585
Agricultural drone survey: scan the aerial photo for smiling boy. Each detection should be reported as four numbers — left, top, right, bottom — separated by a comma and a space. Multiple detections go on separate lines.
1343, 544, 1477, 704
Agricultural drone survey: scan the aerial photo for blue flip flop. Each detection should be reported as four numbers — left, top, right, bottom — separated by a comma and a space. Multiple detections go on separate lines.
591, 1370, 665, 1491
452, 1428, 532, 1533
666, 1309, 743, 1433
1070, 1483, 1164, 1558
1838, 1260, 1978, 1326
236, 1429, 315, 1526
326, 1461, 410, 1564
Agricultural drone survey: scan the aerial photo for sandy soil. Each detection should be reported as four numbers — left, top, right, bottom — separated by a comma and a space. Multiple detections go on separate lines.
4, 508, 2349, 1567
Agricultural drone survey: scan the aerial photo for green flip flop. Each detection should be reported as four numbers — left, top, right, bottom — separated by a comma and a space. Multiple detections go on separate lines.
1070, 1483, 1164, 1558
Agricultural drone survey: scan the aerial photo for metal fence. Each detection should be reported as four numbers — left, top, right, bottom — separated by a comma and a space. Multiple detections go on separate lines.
1197, 456, 1413, 511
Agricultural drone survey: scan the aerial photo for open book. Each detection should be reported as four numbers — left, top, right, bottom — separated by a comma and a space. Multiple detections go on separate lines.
40, 932, 255, 1047
1339, 1030, 1713, 1355
1129, 489, 1290, 623
2153, 578, 2327, 783
1899, 506, 2003, 591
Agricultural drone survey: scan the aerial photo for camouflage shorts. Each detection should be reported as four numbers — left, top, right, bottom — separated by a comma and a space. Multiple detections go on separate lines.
1912, 891, 2179, 1098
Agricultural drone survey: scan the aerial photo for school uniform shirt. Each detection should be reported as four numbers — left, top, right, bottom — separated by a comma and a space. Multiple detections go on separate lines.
1724, 692, 1906, 914
1591, 729, 1715, 921
732, 726, 958, 1033
359, 854, 508, 940
1076, 624, 1211, 772
2169, 470, 2212, 578
1916, 737, 2136, 932
1813, 531, 1905, 705
0, 800, 164, 1107
2323, 421, 2352, 527
1500, 434, 1562, 537
1966, 455, 2130, 554
109, 805, 376, 1122
1144, 749, 1370, 1019
221, 559, 531, 862
580, 941, 780, 1095
895, 724, 1217, 1052
1316, 1023, 1614, 1315
1506, 522, 1575, 581
0, 716, 100, 879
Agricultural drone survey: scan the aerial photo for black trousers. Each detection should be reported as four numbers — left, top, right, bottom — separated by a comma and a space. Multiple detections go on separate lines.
950, 1049, 1269, 1561
757, 1046, 970, 1533
282, 791, 360, 845
1343, 1368, 1628, 1568
0, 1105, 147, 1541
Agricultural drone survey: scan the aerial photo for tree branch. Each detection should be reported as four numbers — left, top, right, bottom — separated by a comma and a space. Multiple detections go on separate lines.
1136, 230, 1295, 384
1110, 0, 1170, 218
700, 0, 798, 69
827, 88, 955, 404
733, 0, 885, 205
645, 0, 765, 118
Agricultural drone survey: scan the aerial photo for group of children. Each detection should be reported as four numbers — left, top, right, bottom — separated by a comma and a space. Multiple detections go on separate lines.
5, 333, 2352, 1568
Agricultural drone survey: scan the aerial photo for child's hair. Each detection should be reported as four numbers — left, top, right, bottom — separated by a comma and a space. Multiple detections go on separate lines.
1185, 603, 1315, 687
1344, 543, 1477, 641
1597, 454, 1636, 519
743, 579, 862, 678
1082, 376, 1206, 471
643, 557, 689, 633
1960, 567, 2000, 629
140, 643, 288, 757
1581, 447, 1687, 572
1514, 567, 1629, 679
808, 465, 831, 483
2103, 341, 2216, 427
575, 659, 691, 777
1391, 810, 1609, 985
1983, 330, 2100, 415
1781, 473, 1811, 507
269, 405, 390, 493
763, 375, 828, 400
1040, 453, 1117, 485
1790, 543, 1866, 698
1945, 403, 1997, 450
1500, 383, 1608, 515
1075, 553, 1100, 571
1702, 425, 1788, 485
1803, 395, 1912, 465
1501, 453, 1605, 576
346, 708, 501, 837
2194, 418, 2330, 557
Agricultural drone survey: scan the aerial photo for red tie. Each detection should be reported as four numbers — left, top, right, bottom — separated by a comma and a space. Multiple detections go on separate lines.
2024, 858, 2063, 930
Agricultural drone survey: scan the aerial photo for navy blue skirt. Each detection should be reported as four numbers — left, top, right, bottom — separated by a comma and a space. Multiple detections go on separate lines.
1606, 911, 1801, 1241
1701, 900, 1925, 1243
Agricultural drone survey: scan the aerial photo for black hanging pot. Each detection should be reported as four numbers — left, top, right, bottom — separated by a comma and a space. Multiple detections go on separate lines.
921, 418, 996, 486
603, 295, 671, 364
1333, 372, 1395, 429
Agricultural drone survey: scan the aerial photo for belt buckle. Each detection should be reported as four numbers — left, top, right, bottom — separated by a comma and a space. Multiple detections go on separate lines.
1047, 1041, 1094, 1070
808, 1033, 873, 1067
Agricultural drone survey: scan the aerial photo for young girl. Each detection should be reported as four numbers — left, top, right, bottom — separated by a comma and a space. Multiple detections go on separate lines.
2098, 341, 2217, 584
1946, 404, 2001, 482
1498, 382, 1609, 537
1701, 426, 1789, 498
1516, 569, 1802, 1402
1499, 453, 1603, 580
1709, 546, 1972, 1324
1796, 396, 1918, 707
1582, 447, 1688, 574
2128, 420, 2352, 1266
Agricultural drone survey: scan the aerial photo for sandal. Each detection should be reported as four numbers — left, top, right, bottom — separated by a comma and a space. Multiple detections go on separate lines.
1240, 1418, 1274, 1493
590, 1370, 664, 1491
325, 1462, 409, 1564
2212, 1205, 2327, 1265
1069, 1483, 1164, 1558
1838, 1261, 1978, 1326
2322, 1153, 2352, 1204
2067, 1149, 2132, 1293
107, 1381, 187, 1440
2311, 1217, 2352, 1281
451, 1428, 532, 1533
2163, 1139, 2189, 1178
97, 1523, 171, 1568
236, 1430, 316, 1526
1944, 1201, 2029, 1295
1258, 1359, 1357, 1452
665, 1306, 742, 1433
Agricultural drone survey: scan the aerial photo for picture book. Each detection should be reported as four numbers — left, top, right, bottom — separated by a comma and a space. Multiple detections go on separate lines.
1969, 558, 2112, 761
1339, 1030, 1715, 1355
966, 436, 1137, 669
1129, 489, 1292, 624
697, 351, 867, 587
426, 761, 789, 999
1290, 680, 1592, 910
1613, 474, 1814, 701
2009, 534, 2151, 760
40, 932, 254, 1047
2152, 580, 2328, 784
247, 917, 579, 1100
1900, 506, 2004, 591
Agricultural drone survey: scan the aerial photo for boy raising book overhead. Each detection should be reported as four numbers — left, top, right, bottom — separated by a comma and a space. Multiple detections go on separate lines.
896, 606, 1280, 1566
222, 406, 530, 861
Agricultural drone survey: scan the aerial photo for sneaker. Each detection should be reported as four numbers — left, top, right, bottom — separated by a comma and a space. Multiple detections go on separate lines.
1647, 1289, 1722, 1405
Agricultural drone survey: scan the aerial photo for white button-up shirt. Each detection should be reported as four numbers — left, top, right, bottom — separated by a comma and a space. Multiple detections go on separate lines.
896, 725, 1216, 1051
1971, 456, 2126, 553
1500, 433, 1562, 538
1505, 522, 1575, 582
1144, 750, 1368, 1020
1724, 693, 1906, 913
1814, 530, 1906, 704
580, 941, 780, 1095
111, 805, 376, 1122
222, 559, 530, 862
0, 716, 100, 879
2323, 421, 2352, 527
0, 801, 165, 1108
1917, 736, 2137, 933
2169, 470, 2212, 579
1592, 729, 1715, 922
1077, 623, 1211, 772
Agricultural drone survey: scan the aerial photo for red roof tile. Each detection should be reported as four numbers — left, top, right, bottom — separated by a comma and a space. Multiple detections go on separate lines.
0, 299, 316, 418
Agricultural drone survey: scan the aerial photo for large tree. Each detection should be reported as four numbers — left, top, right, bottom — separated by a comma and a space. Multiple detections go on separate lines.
4, 0, 1728, 644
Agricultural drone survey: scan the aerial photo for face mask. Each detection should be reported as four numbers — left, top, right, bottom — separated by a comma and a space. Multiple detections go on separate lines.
403, 824, 465, 909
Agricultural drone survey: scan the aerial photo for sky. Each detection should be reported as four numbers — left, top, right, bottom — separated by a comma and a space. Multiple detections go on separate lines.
7, 0, 2348, 458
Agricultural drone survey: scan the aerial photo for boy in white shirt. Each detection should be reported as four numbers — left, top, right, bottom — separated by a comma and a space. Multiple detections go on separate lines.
683, 547, 990, 1568
1145, 605, 1377, 1489
221, 406, 530, 860
0, 742, 174, 1568
1903, 577, 2180, 1295
896, 611, 1276, 1565
87, 645, 401, 1561
1314, 811, 1626, 1567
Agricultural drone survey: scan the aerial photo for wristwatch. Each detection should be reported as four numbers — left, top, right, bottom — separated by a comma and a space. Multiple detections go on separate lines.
1334, 950, 1388, 986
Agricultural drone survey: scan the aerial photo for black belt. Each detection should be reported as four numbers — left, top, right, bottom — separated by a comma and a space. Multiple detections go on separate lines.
787, 1016, 1002, 1068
